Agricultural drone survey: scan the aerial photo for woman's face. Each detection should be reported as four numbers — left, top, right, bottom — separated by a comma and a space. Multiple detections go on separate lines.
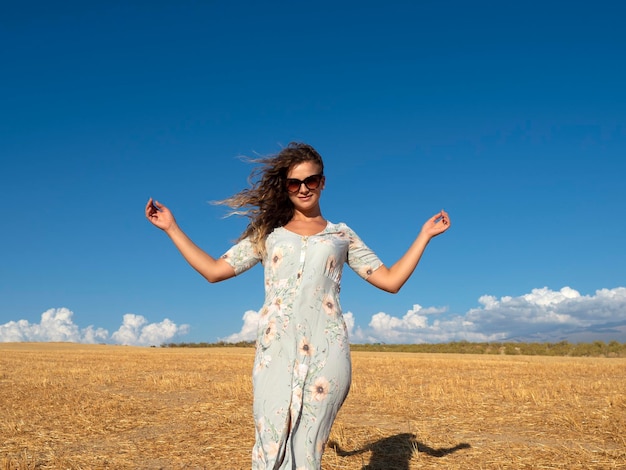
286, 161, 325, 213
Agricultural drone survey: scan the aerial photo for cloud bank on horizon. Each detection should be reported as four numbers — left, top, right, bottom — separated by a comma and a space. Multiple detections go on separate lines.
2, 286, 625, 346
223, 285, 626, 344
0, 308, 189, 346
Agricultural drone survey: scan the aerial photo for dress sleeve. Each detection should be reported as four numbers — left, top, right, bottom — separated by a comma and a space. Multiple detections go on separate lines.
220, 237, 261, 276
343, 224, 384, 280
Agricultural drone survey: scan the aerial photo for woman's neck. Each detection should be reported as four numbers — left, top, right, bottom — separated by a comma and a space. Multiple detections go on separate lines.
291, 212, 324, 222
284, 210, 327, 236
291, 206, 324, 221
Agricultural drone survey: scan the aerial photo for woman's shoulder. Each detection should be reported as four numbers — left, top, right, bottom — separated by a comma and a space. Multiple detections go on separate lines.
325, 220, 344, 230
325, 221, 356, 235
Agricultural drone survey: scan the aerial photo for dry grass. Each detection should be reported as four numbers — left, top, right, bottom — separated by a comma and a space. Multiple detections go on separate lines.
1, 343, 624, 469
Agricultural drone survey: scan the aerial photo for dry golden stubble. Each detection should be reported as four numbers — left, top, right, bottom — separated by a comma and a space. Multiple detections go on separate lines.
1, 344, 625, 469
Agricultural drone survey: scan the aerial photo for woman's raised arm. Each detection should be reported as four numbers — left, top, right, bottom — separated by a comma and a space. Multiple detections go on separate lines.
366, 210, 450, 293
145, 198, 236, 283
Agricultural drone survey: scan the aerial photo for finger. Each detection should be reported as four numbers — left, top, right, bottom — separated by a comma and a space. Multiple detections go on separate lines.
429, 212, 442, 223
146, 207, 156, 219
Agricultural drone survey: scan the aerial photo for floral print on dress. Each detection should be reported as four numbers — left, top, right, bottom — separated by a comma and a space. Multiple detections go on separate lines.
221, 221, 383, 469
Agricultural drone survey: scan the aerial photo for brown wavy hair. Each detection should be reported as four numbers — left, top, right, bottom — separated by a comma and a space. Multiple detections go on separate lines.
215, 142, 324, 257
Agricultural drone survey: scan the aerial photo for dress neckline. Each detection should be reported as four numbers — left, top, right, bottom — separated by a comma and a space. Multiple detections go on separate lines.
280, 221, 330, 237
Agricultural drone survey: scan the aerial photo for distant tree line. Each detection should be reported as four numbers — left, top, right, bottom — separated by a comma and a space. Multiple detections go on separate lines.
349, 340, 626, 357
161, 340, 626, 357
162, 341, 256, 348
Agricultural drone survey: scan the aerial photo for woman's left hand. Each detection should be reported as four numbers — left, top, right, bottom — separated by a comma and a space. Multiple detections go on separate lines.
420, 210, 451, 238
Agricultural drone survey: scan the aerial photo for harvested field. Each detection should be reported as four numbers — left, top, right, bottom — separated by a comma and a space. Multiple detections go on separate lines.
1, 343, 625, 469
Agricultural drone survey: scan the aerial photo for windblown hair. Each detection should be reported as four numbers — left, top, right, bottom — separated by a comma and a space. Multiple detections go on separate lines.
215, 142, 324, 257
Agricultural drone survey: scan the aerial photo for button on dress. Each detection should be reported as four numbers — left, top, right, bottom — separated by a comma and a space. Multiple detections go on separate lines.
222, 221, 383, 469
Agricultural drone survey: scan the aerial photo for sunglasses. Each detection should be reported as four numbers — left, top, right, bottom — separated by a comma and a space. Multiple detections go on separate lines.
285, 174, 324, 194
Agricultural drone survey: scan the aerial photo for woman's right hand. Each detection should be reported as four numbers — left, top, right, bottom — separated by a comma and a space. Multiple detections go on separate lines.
144, 197, 236, 283
145, 198, 177, 233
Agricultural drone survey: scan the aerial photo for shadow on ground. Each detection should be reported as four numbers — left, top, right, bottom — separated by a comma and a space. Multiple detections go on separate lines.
328, 433, 471, 470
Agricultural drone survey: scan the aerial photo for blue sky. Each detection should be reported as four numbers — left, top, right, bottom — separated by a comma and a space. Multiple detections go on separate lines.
2, 1, 625, 346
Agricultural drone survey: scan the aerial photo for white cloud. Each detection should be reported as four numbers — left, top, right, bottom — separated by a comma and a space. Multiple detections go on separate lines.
351, 304, 506, 344
0, 308, 189, 346
219, 310, 260, 343
463, 286, 626, 341
0, 308, 108, 343
359, 286, 626, 343
111, 313, 190, 346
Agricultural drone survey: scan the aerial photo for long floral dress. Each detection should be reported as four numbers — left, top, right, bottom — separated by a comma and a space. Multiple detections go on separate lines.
221, 221, 383, 470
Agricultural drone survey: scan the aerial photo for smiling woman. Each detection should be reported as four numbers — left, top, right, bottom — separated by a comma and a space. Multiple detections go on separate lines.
145, 142, 450, 469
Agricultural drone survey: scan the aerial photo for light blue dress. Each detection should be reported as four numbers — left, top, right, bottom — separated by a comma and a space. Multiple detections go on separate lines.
222, 222, 383, 470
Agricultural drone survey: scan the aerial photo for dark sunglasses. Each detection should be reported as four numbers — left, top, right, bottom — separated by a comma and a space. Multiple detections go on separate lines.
285, 174, 324, 194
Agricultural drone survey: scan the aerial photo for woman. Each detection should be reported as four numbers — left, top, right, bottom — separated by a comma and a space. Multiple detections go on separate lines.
145, 142, 450, 469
